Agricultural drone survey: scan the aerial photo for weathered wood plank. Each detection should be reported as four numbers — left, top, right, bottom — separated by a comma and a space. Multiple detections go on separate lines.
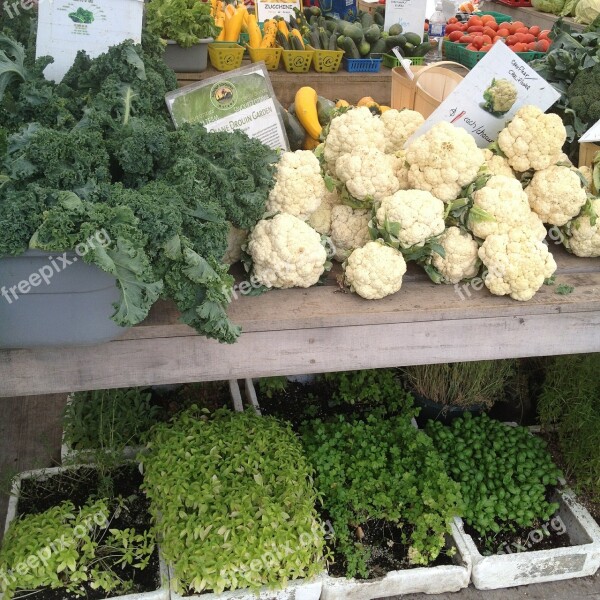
1, 309, 599, 397
489, 1, 584, 31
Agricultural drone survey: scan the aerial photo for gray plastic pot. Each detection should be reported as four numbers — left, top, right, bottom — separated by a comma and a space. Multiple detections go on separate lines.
0, 250, 127, 348
163, 39, 212, 73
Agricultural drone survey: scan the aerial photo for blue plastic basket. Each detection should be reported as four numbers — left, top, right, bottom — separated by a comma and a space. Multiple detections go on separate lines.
343, 57, 382, 73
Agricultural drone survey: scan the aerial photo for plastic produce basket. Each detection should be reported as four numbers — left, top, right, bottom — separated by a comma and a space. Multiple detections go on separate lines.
495, 0, 532, 6
443, 40, 465, 61
457, 45, 544, 68
280, 47, 314, 72
307, 45, 344, 72
343, 56, 383, 72
382, 54, 424, 68
479, 10, 513, 23
208, 42, 244, 71
247, 45, 282, 70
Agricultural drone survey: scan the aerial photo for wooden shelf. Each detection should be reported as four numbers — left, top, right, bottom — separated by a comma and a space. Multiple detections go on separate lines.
0, 246, 598, 398
176, 62, 394, 106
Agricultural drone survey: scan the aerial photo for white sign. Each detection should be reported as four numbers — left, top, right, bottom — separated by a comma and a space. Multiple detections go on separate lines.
384, 0, 427, 38
165, 64, 289, 151
580, 121, 600, 143
36, 0, 143, 83
255, 0, 301, 23
407, 42, 561, 147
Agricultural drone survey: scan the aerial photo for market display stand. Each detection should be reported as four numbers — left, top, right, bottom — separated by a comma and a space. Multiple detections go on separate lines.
490, 1, 584, 31
0, 246, 598, 398
176, 63, 393, 106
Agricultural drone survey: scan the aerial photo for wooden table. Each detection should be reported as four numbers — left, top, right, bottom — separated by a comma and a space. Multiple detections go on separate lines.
0, 246, 598, 398
177, 62, 394, 106
490, 1, 584, 31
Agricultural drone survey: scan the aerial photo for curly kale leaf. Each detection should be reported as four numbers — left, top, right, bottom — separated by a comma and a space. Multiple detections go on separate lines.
5, 125, 110, 191
0, 34, 28, 101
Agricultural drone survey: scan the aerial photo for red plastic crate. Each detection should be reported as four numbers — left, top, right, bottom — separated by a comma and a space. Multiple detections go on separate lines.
495, 0, 532, 7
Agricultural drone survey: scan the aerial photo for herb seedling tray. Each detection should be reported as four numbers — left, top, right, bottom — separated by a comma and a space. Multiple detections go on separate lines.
2, 465, 170, 600
455, 487, 600, 589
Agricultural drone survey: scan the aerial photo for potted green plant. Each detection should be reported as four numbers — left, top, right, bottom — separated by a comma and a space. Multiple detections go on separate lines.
140, 406, 326, 599
145, 0, 221, 72
300, 409, 471, 599
426, 414, 600, 589
0, 464, 168, 600
400, 360, 515, 425
0, 34, 276, 348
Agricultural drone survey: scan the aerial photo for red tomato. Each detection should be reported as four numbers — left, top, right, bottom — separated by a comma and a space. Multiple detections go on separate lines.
529, 25, 541, 37
468, 25, 484, 33
509, 20, 525, 33
514, 32, 527, 43
448, 30, 464, 41
448, 16, 459, 24
483, 26, 497, 38
481, 34, 493, 45
486, 21, 499, 31
480, 44, 493, 52
538, 29, 551, 40
526, 41, 537, 51
467, 16, 483, 27
446, 23, 461, 33
466, 43, 478, 51
513, 42, 527, 52
515, 26, 529, 34
537, 38, 551, 51
497, 28, 510, 37
472, 35, 484, 49
460, 35, 474, 43
506, 34, 518, 45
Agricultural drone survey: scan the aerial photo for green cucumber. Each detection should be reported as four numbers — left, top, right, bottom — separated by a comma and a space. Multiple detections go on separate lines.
385, 34, 406, 51
374, 11, 384, 26
413, 41, 432, 57
388, 23, 403, 36
346, 24, 364, 44
370, 38, 386, 55
360, 12, 374, 29
363, 24, 381, 44
358, 38, 371, 56
343, 37, 360, 59
404, 32, 422, 46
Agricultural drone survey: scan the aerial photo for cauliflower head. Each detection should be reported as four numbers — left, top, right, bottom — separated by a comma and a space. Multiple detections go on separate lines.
375, 190, 446, 249
483, 78, 518, 115
483, 148, 515, 179
478, 227, 557, 301
405, 122, 485, 202
497, 105, 566, 172
323, 107, 386, 172
562, 198, 600, 257
525, 165, 588, 226
330, 204, 371, 262
431, 226, 480, 284
471, 175, 547, 241
266, 150, 328, 220
308, 189, 342, 236
222, 224, 248, 265
381, 109, 425, 153
344, 241, 407, 300
248, 213, 327, 288
335, 147, 400, 204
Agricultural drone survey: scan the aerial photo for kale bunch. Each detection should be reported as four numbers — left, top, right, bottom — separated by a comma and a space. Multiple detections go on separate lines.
0, 34, 276, 343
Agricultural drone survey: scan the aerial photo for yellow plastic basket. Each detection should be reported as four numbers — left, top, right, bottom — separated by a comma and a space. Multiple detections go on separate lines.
247, 45, 282, 71
208, 43, 245, 71
307, 45, 344, 73
279, 46, 314, 73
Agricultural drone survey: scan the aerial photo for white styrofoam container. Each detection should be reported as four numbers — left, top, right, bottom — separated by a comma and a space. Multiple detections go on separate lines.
2, 466, 169, 600
320, 520, 471, 600
62, 381, 242, 463
456, 488, 600, 589
169, 567, 323, 600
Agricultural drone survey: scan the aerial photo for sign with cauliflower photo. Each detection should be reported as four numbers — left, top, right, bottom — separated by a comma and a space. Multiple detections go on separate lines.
407, 41, 560, 148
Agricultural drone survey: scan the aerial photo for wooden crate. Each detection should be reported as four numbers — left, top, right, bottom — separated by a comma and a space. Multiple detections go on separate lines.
358, 0, 380, 14
579, 142, 600, 168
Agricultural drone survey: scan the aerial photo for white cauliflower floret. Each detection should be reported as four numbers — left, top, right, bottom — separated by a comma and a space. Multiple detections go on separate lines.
471, 175, 547, 241
335, 147, 400, 204
323, 107, 386, 172
525, 165, 588, 226
375, 190, 445, 249
222, 225, 248, 265
248, 214, 327, 288
381, 109, 425, 153
308, 189, 341, 236
483, 149, 515, 179
405, 122, 485, 202
562, 198, 600, 257
394, 150, 410, 190
330, 205, 371, 261
344, 241, 407, 300
431, 226, 480, 284
497, 105, 566, 172
266, 150, 328, 220
478, 227, 557, 301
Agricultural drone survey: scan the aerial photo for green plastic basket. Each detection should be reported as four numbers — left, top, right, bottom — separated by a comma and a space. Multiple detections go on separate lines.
479, 10, 512, 24
457, 45, 545, 68
443, 40, 465, 61
382, 54, 424, 68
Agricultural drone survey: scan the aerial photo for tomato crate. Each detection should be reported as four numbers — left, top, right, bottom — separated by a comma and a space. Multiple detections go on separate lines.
495, 0, 532, 6
443, 40, 466, 61
343, 56, 383, 72
382, 54, 425, 68
457, 45, 545, 68
479, 10, 512, 23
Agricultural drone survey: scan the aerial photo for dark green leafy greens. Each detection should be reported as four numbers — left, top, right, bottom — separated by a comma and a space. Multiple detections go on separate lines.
0, 35, 277, 343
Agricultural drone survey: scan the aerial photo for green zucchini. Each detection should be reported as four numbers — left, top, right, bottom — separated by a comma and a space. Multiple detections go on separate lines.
281, 110, 305, 151
360, 12, 374, 29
